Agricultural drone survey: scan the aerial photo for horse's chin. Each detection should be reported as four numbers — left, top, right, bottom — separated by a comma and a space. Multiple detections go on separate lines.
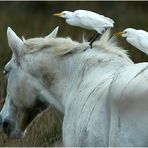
9, 130, 25, 139
0, 115, 2, 128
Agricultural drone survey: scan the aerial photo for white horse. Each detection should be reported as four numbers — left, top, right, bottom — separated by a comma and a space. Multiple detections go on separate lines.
1, 26, 148, 146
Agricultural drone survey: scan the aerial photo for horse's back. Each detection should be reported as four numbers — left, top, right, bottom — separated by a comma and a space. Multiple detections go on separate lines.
63, 62, 148, 147
109, 62, 148, 146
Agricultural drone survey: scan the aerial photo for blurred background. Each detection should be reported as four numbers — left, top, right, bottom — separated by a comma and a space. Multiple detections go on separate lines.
0, 1, 148, 146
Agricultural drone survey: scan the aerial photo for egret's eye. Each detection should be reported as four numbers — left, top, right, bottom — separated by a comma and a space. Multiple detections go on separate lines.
124, 31, 127, 34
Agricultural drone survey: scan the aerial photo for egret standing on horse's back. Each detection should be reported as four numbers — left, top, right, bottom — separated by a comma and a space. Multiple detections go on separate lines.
115, 28, 148, 55
53, 10, 114, 46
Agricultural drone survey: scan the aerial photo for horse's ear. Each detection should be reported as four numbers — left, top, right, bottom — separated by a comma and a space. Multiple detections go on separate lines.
7, 27, 23, 58
46, 26, 59, 38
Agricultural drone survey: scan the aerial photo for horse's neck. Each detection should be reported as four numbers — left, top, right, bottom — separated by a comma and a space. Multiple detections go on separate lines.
47, 50, 133, 111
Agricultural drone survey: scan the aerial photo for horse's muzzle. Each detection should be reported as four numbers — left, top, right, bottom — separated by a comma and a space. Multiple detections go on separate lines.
3, 121, 9, 134
2, 119, 11, 136
2, 118, 15, 137
0, 114, 2, 129
2, 118, 23, 139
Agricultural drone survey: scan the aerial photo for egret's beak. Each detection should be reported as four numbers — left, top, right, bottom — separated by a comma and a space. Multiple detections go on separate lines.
114, 32, 125, 36
53, 13, 62, 17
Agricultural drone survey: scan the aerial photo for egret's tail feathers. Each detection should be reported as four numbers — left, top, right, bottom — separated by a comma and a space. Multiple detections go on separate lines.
100, 14, 115, 24
106, 17, 114, 24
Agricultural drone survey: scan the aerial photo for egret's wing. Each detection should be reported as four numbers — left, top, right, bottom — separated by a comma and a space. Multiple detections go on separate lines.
136, 30, 148, 49
74, 10, 114, 29
99, 14, 114, 24
138, 35, 148, 54
128, 32, 148, 55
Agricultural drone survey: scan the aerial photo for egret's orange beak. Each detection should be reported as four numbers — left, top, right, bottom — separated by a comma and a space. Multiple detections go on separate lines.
53, 13, 62, 17
114, 32, 125, 36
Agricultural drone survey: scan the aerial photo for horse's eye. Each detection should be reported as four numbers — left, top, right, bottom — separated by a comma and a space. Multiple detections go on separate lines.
3, 70, 8, 76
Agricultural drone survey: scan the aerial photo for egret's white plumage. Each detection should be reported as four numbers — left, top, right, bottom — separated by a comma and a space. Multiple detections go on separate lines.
54, 10, 114, 34
115, 28, 148, 55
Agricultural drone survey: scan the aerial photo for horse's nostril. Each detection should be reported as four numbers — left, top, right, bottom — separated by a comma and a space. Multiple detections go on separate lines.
0, 115, 2, 125
3, 121, 8, 128
2, 121, 9, 133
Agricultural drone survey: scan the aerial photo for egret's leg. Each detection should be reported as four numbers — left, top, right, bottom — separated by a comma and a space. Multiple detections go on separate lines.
89, 33, 100, 47
88, 32, 97, 42
83, 33, 100, 51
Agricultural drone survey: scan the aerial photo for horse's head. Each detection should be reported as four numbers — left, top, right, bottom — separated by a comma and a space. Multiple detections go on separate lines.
0, 26, 60, 138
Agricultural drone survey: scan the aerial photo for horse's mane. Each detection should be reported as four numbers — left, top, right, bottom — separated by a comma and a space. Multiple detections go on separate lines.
93, 29, 130, 59
22, 30, 130, 59
22, 37, 90, 55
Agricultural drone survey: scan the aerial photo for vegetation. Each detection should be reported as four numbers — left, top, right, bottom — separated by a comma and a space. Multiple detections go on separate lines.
0, 1, 148, 146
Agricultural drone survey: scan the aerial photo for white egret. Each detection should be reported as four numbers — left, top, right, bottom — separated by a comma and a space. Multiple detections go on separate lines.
115, 28, 148, 55
53, 10, 114, 46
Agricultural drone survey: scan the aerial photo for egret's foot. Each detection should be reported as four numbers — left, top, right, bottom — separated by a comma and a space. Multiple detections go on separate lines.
89, 42, 93, 48
83, 46, 91, 51
88, 32, 97, 42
